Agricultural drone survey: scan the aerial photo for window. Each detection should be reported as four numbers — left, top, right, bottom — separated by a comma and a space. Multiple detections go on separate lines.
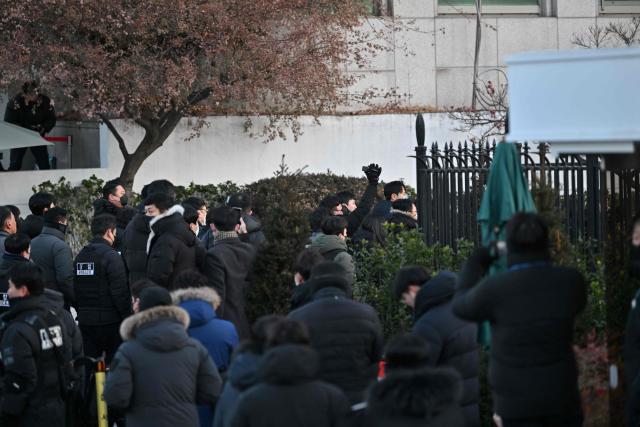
362, 0, 393, 16
438, 0, 540, 14
601, 0, 640, 13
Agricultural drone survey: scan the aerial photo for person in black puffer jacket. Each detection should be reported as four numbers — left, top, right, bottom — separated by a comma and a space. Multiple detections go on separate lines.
387, 199, 418, 231
0, 233, 31, 314
230, 318, 349, 427
393, 267, 479, 427
453, 213, 586, 426
145, 193, 204, 289
20, 192, 56, 239
93, 178, 129, 252
288, 261, 383, 404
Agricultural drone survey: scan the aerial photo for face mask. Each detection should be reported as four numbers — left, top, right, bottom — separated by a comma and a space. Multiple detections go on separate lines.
399, 193, 409, 200
57, 223, 67, 235
119, 195, 129, 207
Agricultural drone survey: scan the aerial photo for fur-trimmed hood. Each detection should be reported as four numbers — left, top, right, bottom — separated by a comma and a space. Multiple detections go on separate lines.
120, 305, 190, 349
172, 286, 221, 309
171, 287, 222, 328
146, 204, 185, 253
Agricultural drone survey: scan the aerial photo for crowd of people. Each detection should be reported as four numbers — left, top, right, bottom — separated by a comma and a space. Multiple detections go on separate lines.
0, 163, 636, 427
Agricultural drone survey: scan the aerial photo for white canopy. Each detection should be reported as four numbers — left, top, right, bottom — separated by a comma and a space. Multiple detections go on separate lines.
0, 121, 53, 150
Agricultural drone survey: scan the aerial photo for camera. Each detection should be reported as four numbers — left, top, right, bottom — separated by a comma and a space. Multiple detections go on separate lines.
362, 165, 373, 174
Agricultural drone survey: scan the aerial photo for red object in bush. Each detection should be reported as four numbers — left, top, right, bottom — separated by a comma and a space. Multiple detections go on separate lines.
377, 360, 385, 380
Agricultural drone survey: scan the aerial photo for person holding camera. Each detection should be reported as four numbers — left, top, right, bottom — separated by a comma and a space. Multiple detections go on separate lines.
452, 212, 587, 427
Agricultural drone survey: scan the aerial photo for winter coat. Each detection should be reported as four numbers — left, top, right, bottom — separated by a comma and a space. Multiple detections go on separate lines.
213, 350, 262, 427
230, 344, 350, 427
625, 288, 640, 426
104, 305, 222, 427
371, 200, 393, 220
387, 210, 418, 230
203, 236, 256, 339
92, 198, 126, 252
172, 287, 239, 427
309, 234, 355, 285
0, 231, 8, 257
0, 295, 70, 427
412, 272, 479, 427
359, 368, 465, 427
30, 225, 75, 306
239, 214, 266, 248
73, 237, 131, 326
20, 214, 44, 239
0, 254, 29, 314
122, 213, 151, 286
289, 286, 384, 403
147, 205, 204, 289
345, 183, 378, 238
4, 93, 56, 136
452, 249, 587, 420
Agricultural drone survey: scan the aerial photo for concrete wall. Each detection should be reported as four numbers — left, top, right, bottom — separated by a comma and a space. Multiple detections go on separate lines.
0, 113, 490, 210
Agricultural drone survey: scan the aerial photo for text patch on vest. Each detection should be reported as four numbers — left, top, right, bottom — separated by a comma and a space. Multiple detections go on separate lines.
39, 325, 63, 350
76, 262, 95, 276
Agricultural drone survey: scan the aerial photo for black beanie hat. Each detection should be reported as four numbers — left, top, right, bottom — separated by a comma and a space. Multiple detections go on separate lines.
139, 286, 172, 311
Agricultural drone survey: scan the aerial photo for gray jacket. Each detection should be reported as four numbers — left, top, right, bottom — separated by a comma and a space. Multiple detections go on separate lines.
104, 305, 222, 427
30, 225, 74, 306
309, 234, 355, 285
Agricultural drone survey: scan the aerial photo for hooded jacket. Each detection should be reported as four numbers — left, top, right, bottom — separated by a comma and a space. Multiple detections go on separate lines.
203, 235, 256, 339
289, 284, 383, 404
104, 305, 222, 427
361, 368, 465, 427
146, 205, 204, 289
0, 254, 29, 314
452, 248, 587, 420
309, 234, 355, 285
413, 272, 479, 427
122, 213, 151, 285
213, 349, 263, 427
30, 225, 74, 306
230, 344, 350, 427
387, 210, 418, 231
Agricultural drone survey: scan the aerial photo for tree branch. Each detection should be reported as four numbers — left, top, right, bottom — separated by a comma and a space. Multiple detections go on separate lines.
187, 87, 213, 107
99, 114, 129, 158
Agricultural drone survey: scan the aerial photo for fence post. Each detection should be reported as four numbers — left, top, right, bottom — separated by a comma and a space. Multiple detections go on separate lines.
415, 113, 429, 242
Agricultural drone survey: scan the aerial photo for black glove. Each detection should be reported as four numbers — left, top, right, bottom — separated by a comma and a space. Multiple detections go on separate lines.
364, 163, 382, 184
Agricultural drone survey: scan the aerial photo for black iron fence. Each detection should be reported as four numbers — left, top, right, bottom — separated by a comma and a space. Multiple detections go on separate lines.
414, 139, 640, 250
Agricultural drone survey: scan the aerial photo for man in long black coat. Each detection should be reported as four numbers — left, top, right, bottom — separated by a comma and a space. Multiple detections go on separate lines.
203, 207, 256, 340
452, 212, 586, 427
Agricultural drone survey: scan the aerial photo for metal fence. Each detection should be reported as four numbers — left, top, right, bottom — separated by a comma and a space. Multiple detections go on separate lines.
414, 139, 640, 250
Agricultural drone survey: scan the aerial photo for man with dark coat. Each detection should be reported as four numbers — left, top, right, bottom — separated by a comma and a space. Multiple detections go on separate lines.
145, 192, 203, 289
0, 263, 71, 427
4, 81, 56, 171
230, 318, 350, 427
453, 212, 587, 427
288, 261, 383, 404
394, 268, 479, 427
29, 207, 74, 308
203, 206, 256, 340
74, 214, 131, 364
0, 206, 17, 257
104, 286, 222, 427
388, 199, 419, 231
371, 180, 408, 220
336, 163, 382, 237
93, 178, 129, 252
0, 233, 31, 314
291, 248, 325, 310
20, 192, 55, 239
227, 193, 267, 248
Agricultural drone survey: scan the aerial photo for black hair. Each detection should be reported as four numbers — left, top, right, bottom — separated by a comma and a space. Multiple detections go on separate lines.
384, 181, 406, 200
209, 206, 241, 232
144, 179, 176, 201
0, 206, 13, 230
505, 212, 549, 254
392, 199, 414, 213
319, 195, 341, 209
227, 193, 252, 212
28, 192, 56, 216
293, 248, 325, 281
265, 318, 311, 349
309, 207, 331, 233
336, 191, 356, 205
173, 269, 209, 291
21, 81, 38, 94
360, 214, 387, 246
182, 197, 206, 210
130, 279, 158, 299
91, 214, 117, 237
43, 207, 67, 225
182, 205, 199, 226
4, 233, 30, 255
392, 266, 430, 300
9, 263, 44, 296
240, 315, 285, 355
144, 192, 174, 212
384, 334, 430, 373
321, 216, 348, 236
102, 178, 124, 198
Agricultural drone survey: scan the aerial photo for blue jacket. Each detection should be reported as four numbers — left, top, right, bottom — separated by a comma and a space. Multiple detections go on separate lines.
213, 350, 262, 427
172, 287, 239, 427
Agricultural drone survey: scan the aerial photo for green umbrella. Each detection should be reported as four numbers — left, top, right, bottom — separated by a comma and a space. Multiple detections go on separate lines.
476, 141, 537, 348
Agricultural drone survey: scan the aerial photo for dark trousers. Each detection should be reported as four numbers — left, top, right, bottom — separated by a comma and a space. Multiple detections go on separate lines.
9, 145, 50, 170
79, 323, 122, 365
502, 413, 583, 427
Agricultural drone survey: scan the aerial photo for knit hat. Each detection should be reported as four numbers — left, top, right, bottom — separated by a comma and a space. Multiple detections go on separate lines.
139, 286, 172, 311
